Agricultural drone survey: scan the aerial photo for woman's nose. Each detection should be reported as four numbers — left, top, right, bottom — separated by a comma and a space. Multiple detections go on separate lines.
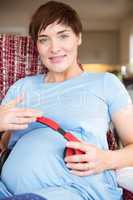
50, 40, 60, 53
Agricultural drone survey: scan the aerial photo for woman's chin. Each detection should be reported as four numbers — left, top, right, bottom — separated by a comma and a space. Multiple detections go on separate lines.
48, 66, 69, 73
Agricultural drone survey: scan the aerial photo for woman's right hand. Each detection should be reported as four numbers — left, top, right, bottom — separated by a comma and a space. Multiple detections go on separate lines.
0, 96, 42, 132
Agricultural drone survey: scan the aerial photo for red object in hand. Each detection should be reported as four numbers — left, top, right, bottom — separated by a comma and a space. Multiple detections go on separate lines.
63, 132, 84, 156
36, 116, 84, 156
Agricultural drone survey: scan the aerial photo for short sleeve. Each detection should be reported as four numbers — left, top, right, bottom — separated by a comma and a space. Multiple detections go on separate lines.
1, 78, 26, 106
104, 72, 132, 118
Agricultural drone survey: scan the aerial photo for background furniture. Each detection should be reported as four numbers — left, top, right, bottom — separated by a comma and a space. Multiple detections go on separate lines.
0, 34, 46, 101
0, 33, 132, 200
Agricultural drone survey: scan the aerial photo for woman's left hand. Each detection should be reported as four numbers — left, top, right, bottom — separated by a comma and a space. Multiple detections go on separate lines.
64, 141, 110, 176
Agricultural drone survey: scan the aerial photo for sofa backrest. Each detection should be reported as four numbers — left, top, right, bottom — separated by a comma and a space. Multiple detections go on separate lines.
0, 34, 46, 100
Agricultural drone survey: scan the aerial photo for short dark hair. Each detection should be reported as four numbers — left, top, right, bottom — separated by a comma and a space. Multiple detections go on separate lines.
29, 1, 83, 43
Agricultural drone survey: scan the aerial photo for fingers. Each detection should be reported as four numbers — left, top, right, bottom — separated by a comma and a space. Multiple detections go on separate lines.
0, 95, 43, 131
12, 108, 42, 118
65, 142, 109, 176
5, 108, 42, 130
65, 158, 95, 176
66, 161, 94, 171
9, 117, 37, 124
64, 141, 101, 176
7, 124, 29, 131
65, 153, 88, 163
1, 106, 42, 131
69, 160, 99, 176
65, 154, 97, 176
2, 95, 42, 118
64, 143, 94, 176
66, 141, 89, 153
69, 170, 94, 176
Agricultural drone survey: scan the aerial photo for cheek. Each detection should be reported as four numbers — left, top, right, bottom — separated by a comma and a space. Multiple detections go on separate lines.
64, 42, 78, 54
68, 46, 78, 59
37, 45, 48, 58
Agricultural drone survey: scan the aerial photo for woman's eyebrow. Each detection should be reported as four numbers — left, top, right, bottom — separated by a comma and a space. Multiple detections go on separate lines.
57, 30, 71, 34
38, 35, 48, 38
38, 29, 71, 38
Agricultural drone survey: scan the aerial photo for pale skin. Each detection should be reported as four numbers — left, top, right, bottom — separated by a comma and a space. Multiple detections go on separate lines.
1, 21, 133, 176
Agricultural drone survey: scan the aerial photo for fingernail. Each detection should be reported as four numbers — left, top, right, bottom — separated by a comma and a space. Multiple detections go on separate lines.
66, 142, 69, 147
64, 157, 68, 162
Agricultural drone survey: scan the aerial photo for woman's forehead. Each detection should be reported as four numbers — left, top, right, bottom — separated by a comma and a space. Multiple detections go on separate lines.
39, 21, 72, 35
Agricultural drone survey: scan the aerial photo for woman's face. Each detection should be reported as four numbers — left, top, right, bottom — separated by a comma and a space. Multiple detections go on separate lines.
37, 22, 82, 73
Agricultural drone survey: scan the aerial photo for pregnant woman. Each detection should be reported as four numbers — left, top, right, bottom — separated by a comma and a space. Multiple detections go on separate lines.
1, 1, 133, 200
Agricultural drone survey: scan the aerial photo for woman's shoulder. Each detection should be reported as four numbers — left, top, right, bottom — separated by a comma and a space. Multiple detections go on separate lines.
84, 72, 121, 87
19, 74, 44, 83
85, 71, 118, 81
103, 72, 121, 82
83, 72, 124, 99
11, 74, 44, 88
2, 74, 44, 104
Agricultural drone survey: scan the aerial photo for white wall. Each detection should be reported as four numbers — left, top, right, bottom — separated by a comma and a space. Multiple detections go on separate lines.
129, 26, 133, 64
120, 15, 133, 65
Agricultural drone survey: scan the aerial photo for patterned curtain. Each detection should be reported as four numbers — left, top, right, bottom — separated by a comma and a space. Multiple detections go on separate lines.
0, 34, 46, 100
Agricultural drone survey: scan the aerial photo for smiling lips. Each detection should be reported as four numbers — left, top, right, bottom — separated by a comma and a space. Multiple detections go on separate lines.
49, 55, 66, 63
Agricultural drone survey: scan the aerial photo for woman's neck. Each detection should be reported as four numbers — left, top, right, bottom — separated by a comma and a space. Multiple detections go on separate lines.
45, 65, 83, 83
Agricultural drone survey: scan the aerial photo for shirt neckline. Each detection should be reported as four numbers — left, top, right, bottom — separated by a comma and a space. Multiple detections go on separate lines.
42, 71, 88, 85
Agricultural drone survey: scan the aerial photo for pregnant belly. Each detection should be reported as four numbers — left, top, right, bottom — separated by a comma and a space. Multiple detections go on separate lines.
1, 128, 69, 194
1, 128, 119, 199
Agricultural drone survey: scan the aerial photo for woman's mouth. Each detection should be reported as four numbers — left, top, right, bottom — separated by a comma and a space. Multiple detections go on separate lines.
49, 55, 66, 63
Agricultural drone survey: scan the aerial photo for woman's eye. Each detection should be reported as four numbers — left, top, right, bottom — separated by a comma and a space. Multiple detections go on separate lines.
59, 34, 69, 39
38, 38, 49, 44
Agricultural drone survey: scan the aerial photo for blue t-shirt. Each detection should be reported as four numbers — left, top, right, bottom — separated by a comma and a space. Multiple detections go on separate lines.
0, 72, 131, 200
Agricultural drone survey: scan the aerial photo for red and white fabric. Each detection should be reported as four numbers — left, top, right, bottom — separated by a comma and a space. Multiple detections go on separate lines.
0, 34, 46, 100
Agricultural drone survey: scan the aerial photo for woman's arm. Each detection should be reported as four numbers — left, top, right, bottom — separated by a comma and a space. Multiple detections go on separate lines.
109, 105, 133, 168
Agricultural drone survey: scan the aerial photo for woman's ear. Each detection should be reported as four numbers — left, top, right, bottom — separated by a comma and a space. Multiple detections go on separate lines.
77, 33, 82, 46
